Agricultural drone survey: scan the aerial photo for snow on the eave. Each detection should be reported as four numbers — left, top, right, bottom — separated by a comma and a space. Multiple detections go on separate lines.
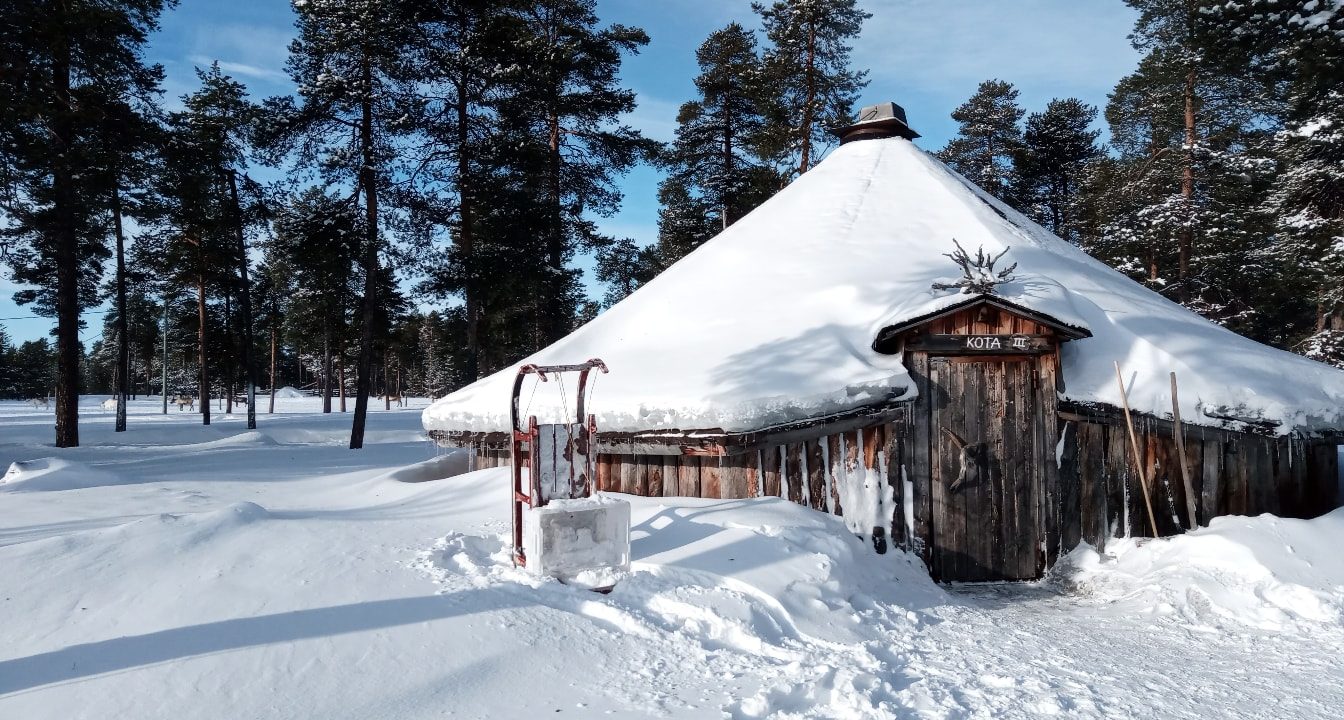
424, 137, 1344, 436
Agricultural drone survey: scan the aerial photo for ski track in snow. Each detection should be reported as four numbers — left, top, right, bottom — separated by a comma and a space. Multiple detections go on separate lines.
2, 397, 1342, 719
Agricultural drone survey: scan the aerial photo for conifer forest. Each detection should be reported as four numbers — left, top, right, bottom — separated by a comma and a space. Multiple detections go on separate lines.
1, 0, 1341, 449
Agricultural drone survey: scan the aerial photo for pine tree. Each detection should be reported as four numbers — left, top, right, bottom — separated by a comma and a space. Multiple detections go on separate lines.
593, 237, 663, 308
418, 311, 453, 398
1207, 1, 1344, 364
81, 77, 163, 431
1094, 1, 1279, 327
262, 0, 419, 448
937, 79, 1025, 200
404, 0, 519, 384
652, 178, 718, 265
0, 0, 171, 446
500, 0, 656, 347
267, 189, 361, 414
1014, 99, 1102, 243
754, 0, 870, 178
177, 64, 264, 428
0, 326, 13, 398
599, 22, 778, 307
11, 339, 57, 400
664, 23, 775, 232
144, 69, 257, 425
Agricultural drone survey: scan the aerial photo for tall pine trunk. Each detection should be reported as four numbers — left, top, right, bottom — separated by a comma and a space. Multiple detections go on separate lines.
52, 5, 80, 448
224, 292, 233, 415
322, 324, 332, 413
339, 352, 346, 413
112, 185, 129, 432
797, 16, 817, 176
457, 91, 480, 382
228, 170, 257, 429
544, 111, 566, 346
350, 54, 379, 450
269, 325, 277, 414
196, 265, 210, 426
1179, 70, 1196, 302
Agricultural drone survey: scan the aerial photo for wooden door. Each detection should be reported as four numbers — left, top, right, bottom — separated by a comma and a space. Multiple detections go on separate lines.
926, 356, 1042, 581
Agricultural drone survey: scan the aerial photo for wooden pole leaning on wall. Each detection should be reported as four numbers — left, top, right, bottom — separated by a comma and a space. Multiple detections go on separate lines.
1170, 372, 1199, 529
1114, 361, 1160, 536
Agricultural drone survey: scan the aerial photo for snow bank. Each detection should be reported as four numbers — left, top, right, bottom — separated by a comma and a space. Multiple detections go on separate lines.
415, 485, 943, 717
1063, 509, 1344, 631
375, 451, 471, 483
417, 484, 942, 647
424, 137, 1344, 437
2, 457, 122, 493
272, 386, 307, 399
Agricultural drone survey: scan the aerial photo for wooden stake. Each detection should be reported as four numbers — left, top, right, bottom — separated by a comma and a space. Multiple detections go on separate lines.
1170, 371, 1199, 529
1114, 361, 1160, 536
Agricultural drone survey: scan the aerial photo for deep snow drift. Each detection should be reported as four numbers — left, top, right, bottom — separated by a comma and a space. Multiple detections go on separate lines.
424, 137, 1344, 437
2, 398, 1343, 718
1065, 509, 1344, 631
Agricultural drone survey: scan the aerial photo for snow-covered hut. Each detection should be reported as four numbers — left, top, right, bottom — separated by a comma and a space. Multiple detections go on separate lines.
424, 101, 1344, 582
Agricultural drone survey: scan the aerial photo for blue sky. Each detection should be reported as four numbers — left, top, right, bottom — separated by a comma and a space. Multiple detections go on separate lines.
1, 0, 1139, 345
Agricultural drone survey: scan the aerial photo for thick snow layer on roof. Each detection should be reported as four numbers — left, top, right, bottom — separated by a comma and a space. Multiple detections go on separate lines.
425, 137, 1344, 436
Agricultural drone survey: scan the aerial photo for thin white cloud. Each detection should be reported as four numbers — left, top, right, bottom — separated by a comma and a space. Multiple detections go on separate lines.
187, 55, 289, 84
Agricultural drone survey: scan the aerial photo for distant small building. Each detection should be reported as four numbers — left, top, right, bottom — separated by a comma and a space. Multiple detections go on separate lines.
424, 101, 1344, 583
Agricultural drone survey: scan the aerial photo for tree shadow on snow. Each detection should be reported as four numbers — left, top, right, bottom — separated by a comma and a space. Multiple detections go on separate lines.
0, 591, 520, 697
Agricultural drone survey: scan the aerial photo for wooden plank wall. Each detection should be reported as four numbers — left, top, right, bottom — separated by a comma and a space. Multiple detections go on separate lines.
461, 413, 1340, 575
585, 424, 896, 520
1066, 411, 1340, 549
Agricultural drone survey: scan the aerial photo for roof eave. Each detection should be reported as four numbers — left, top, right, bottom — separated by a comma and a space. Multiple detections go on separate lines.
872, 294, 1092, 354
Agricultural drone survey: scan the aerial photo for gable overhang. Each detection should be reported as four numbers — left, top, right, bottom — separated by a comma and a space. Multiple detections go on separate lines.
872, 294, 1092, 354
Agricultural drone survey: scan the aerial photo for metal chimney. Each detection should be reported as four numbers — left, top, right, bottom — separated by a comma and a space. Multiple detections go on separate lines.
830, 102, 920, 143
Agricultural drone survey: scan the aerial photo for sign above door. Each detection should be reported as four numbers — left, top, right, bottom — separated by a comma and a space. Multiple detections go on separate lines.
909, 333, 1053, 355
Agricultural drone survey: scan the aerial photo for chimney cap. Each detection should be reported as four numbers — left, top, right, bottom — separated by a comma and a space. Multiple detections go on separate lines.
830, 102, 920, 143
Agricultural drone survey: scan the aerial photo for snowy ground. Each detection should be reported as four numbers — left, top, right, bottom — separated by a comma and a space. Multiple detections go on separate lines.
2, 398, 1342, 719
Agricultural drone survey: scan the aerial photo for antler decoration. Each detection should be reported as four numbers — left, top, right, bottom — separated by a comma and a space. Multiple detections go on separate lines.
930, 238, 1017, 294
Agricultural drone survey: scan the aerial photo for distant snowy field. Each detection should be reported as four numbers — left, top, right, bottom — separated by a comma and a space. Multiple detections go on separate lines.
2, 398, 1343, 719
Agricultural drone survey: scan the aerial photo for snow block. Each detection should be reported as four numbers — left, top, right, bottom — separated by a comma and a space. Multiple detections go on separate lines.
522, 495, 630, 579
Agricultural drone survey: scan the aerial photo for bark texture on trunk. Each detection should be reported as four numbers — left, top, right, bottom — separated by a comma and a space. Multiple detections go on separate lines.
323, 327, 332, 414
797, 17, 817, 176
52, 3, 80, 447
269, 325, 277, 414
456, 90, 480, 382
113, 186, 129, 432
350, 54, 378, 450
196, 268, 211, 426
1178, 0, 1198, 303
228, 170, 257, 429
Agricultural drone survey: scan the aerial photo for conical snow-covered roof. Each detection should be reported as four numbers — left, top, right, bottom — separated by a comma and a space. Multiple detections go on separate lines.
424, 137, 1344, 436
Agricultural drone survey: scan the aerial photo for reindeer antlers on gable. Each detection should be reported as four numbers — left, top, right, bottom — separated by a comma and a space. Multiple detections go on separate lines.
931, 238, 1017, 294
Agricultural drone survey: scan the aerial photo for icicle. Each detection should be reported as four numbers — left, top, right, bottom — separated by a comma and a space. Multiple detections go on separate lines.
876, 447, 893, 542
800, 443, 811, 505
901, 463, 915, 548
779, 445, 790, 501
822, 438, 833, 515
1122, 463, 1131, 539
856, 427, 870, 537
756, 449, 765, 498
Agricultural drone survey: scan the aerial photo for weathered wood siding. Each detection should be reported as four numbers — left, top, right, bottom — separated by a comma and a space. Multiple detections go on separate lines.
1060, 409, 1340, 548
459, 419, 1338, 581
